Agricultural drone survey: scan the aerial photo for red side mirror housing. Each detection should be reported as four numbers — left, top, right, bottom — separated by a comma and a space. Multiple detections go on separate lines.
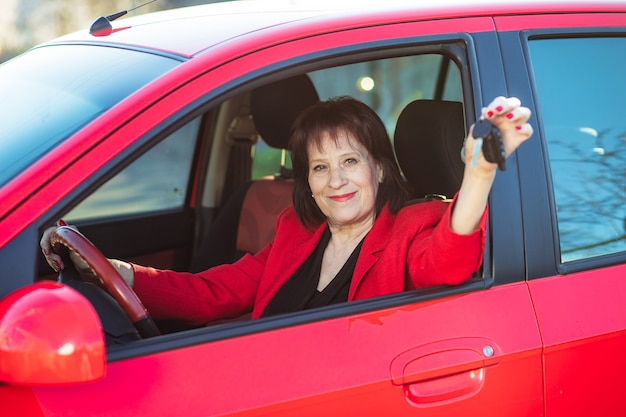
0, 282, 105, 385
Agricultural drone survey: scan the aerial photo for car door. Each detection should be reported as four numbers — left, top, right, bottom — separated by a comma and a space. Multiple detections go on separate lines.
497, 12, 626, 416
6, 16, 543, 416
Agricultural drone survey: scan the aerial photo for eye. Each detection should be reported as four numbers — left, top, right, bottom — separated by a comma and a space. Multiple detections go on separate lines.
312, 164, 327, 172
344, 157, 359, 167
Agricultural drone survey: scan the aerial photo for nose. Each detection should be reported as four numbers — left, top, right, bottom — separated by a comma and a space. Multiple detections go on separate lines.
328, 164, 348, 189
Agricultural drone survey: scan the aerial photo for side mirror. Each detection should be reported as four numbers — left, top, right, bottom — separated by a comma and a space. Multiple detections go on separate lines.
0, 281, 105, 385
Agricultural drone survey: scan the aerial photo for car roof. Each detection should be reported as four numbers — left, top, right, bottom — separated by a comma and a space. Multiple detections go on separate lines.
46, 0, 626, 58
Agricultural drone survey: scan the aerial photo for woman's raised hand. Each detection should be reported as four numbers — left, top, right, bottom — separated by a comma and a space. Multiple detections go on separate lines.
452, 96, 533, 234
463, 96, 533, 176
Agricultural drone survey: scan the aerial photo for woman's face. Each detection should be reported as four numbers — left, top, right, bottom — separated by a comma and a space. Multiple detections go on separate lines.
308, 131, 383, 231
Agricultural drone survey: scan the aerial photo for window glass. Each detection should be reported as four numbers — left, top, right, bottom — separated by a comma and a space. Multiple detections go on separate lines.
529, 37, 626, 262
66, 117, 200, 221
0, 45, 179, 187
252, 54, 462, 178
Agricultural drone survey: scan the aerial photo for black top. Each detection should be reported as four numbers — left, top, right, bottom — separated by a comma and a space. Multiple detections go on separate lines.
261, 228, 365, 317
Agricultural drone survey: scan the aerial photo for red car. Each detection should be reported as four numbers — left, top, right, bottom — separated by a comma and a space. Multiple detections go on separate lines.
1, 1, 625, 415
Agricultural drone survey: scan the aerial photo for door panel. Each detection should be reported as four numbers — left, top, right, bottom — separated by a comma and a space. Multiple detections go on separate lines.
31, 283, 542, 416
529, 264, 626, 415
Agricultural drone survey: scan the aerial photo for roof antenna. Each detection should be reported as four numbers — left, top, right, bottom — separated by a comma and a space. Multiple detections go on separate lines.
90, 0, 158, 36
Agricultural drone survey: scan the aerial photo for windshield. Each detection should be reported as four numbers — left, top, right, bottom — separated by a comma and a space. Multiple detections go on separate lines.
0, 44, 180, 187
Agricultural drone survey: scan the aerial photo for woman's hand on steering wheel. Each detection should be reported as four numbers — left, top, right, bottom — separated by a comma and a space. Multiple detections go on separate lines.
41, 220, 87, 273
40, 220, 157, 338
41, 220, 134, 286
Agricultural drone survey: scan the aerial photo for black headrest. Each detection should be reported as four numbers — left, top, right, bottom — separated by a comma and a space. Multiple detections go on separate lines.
393, 100, 465, 199
250, 74, 319, 150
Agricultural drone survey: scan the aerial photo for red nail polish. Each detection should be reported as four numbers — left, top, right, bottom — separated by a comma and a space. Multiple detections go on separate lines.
496, 106, 503, 112
506, 113, 514, 119
57, 219, 67, 227
487, 111, 494, 118
516, 125, 522, 131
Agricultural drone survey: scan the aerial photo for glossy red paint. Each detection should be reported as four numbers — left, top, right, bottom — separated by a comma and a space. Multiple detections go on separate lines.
528, 264, 626, 415
19, 282, 542, 416
495, 12, 626, 31
0, 282, 105, 386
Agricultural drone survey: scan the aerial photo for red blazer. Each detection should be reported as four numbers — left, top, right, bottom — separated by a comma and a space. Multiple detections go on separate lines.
133, 200, 486, 323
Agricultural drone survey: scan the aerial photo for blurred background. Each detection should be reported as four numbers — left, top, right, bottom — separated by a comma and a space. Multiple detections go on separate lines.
0, 0, 224, 63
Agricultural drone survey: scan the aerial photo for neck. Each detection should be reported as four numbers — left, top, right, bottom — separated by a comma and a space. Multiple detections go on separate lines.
327, 218, 374, 246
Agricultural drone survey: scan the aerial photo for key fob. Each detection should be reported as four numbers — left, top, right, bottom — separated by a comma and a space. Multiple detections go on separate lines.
473, 118, 506, 171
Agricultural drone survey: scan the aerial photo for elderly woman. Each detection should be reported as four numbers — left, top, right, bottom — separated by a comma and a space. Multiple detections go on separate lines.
41, 95, 532, 322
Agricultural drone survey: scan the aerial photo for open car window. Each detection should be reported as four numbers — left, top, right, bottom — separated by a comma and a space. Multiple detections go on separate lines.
42, 43, 474, 343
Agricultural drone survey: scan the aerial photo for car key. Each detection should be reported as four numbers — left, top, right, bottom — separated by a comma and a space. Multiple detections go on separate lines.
471, 117, 506, 171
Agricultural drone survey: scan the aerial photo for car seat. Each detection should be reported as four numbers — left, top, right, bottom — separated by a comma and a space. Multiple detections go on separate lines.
189, 74, 319, 272
393, 99, 466, 201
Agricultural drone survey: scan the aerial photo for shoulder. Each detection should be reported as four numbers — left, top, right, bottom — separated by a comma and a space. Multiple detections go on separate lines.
275, 206, 316, 235
368, 201, 449, 240
272, 206, 325, 251
276, 206, 299, 227
377, 200, 451, 236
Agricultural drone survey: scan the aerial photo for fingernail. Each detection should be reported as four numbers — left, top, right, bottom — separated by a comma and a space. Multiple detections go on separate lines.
506, 113, 514, 119
516, 125, 522, 131
496, 106, 503, 112
57, 219, 67, 227
487, 111, 494, 118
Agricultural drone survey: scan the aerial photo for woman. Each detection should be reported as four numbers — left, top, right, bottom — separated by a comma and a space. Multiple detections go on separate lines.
41, 96, 532, 323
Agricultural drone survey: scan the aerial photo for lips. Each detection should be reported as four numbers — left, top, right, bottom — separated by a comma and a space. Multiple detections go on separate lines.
329, 192, 356, 202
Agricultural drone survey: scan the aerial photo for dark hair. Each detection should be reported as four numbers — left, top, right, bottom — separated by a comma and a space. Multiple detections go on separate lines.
289, 96, 411, 229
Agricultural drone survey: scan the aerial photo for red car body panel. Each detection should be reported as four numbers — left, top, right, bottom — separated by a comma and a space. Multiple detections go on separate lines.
529, 264, 626, 415
495, 12, 626, 31
17, 283, 541, 416
1, 1, 625, 415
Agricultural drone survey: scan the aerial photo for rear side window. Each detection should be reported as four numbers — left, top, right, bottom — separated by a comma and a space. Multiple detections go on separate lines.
529, 37, 626, 262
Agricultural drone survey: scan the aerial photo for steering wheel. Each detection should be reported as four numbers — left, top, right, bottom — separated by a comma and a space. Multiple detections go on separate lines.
50, 226, 160, 338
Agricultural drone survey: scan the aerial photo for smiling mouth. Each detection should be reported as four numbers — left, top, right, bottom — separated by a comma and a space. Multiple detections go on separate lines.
329, 192, 356, 202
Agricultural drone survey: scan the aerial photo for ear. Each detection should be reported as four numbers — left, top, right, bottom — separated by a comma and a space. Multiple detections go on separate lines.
377, 163, 384, 183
